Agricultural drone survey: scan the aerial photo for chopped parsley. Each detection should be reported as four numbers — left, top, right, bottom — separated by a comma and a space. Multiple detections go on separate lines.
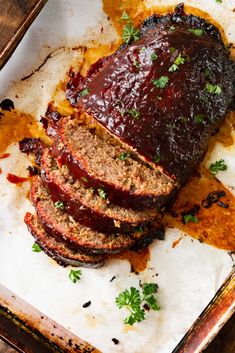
115, 282, 160, 325
98, 188, 107, 199
134, 225, 143, 233
205, 83, 222, 95
79, 88, 90, 97
188, 28, 204, 37
169, 47, 176, 54
183, 214, 199, 224
32, 243, 42, 252
169, 25, 176, 31
119, 152, 130, 161
88, 187, 94, 194
81, 177, 89, 183
151, 52, 158, 61
204, 68, 212, 80
127, 109, 141, 119
209, 159, 227, 176
122, 22, 140, 44
152, 76, 169, 89
153, 155, 161, 163
215, 0, 222, 3
54, 201, 65, 210
69, 269, 82, 283
194, 114, 204, 123
133, 58, 141, 69
120, 11, 130, 21
169, 53, 185, 72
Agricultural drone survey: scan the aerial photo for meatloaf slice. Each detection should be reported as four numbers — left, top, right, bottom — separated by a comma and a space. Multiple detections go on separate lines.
51, 116, 176, 210
31, 177, 141, 254
41, 149, 159, 234
24, 213, 104, 268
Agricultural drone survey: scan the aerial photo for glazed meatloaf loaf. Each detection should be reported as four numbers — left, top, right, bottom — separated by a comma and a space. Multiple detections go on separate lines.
41, 149, 159, 234
24, 5, 235, 268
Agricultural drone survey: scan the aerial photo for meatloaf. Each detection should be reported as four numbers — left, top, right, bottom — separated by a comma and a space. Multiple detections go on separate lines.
25, 213, 104, 268
68, 4, 235, 185
41, 148, 159, 234
31, 177, 147, 254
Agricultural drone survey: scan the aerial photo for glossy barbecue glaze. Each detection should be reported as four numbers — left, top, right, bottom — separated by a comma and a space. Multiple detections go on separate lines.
68, 4, 235, 184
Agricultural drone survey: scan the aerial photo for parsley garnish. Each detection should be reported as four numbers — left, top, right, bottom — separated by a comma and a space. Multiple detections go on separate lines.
188, 28, 204, 37
69, 269, 82, 283
134, 225, 143, 233
127, 109, 141, 119
32, 243, 42, 252
120, 11, 130, 21
169, 26, 176, 31
169, 47, 176, 54
153, 155, 161, 163
54, 201, 65, 210
119, 152, 130, 161
116, 283, 160, 325
204, 68, 212, 80
194, 114, 204, 123
183, 214, 199, 224
88, 187, 94, 194
169, 53, 185, 72
209, 159, 227, 176
133, 59, 141, 69
151, 52, 158, 61
98, 188, 107, 199
80, 88, 90, 97
205, 83, 222, 94
215, 0, 222, 3
122, 22, 140, 44
153, 76, 169, 89
81, 177, 89, 183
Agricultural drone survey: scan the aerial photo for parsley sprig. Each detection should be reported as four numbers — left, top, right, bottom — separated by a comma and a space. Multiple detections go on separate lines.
188, 28, 204, 37
209, 159, 227, 176
121, 11, 140, 44
169, 53, 185, 72
116, 282, 160, 325
54, 201, 65, 210
205, 83, 222, 95
32, 243, 42, 252
69, 269, 82, 283
153, 76, 169, 89
183, 214, 199, 224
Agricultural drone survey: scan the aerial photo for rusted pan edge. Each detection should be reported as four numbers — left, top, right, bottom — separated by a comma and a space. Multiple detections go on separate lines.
172, 269, 235, 353
0, 284, 100, 353
0, 0, 48, 70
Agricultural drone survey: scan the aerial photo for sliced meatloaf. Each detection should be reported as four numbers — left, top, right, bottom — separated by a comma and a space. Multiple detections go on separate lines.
69, 4, 235, 185
51, 116, 176, 210
24, 213, 104, 268
30, 177, 144, 254
41, 148, 159, 234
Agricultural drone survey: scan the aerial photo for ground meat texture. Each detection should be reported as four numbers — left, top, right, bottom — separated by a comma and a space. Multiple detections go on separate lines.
24, 213, 104, 268
30, 177, 145, 254
70, 5, 235, 185
40, 149, 159, 234
51, 116, 176, 210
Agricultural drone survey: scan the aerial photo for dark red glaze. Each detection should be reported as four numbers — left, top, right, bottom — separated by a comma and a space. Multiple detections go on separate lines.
19, 138, 44, 165
51, 139, 174, 210
0, 153, 10, 159
6, 173, 29, 184
68, 4, 235, 183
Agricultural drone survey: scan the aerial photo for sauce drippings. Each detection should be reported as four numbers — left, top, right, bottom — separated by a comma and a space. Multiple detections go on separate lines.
110, 247, 150, 273
172, 236, 184, 249
6, 173, 29, 185
0, 110, 50, 154
0, 153, 10, 160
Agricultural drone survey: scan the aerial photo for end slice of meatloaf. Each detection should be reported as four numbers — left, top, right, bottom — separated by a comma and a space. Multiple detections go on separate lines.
41, 149, 159, 234
30, 177, 143, 254
51, 116, 176, 210
24, 212, 104, 268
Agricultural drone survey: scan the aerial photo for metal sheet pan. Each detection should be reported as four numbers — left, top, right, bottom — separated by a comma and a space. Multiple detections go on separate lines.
0, 1, 234, 352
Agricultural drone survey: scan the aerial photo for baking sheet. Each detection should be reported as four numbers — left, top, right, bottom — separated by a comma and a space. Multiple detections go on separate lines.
0, 1, 234, 352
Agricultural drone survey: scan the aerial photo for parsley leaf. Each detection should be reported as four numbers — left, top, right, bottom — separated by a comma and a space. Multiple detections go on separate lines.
122, 22, 140, 44
32, 243, 42, 252
153, 155, 161, 163
80, 88, 90, 97
88, 187, 94, 194
133, 58, 141, 69
54, 201, 65, 210
119, 152, 130, 161
169, 25, 176, 31
151, 52, 158, 61
120, 11, 130, 21
215, 0, 222, 3
98, 188, 107, 199
69, 269, 82, 283
205, 83, 222, 94
153, 76, 169, 89
194, 114, 204, 123
183, 214, 199, 224
127, 109, 141, 119
169, 53, 185, 72
209, 159, 227, 176
188, 28, 204, 37
115, 283, 160, 326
